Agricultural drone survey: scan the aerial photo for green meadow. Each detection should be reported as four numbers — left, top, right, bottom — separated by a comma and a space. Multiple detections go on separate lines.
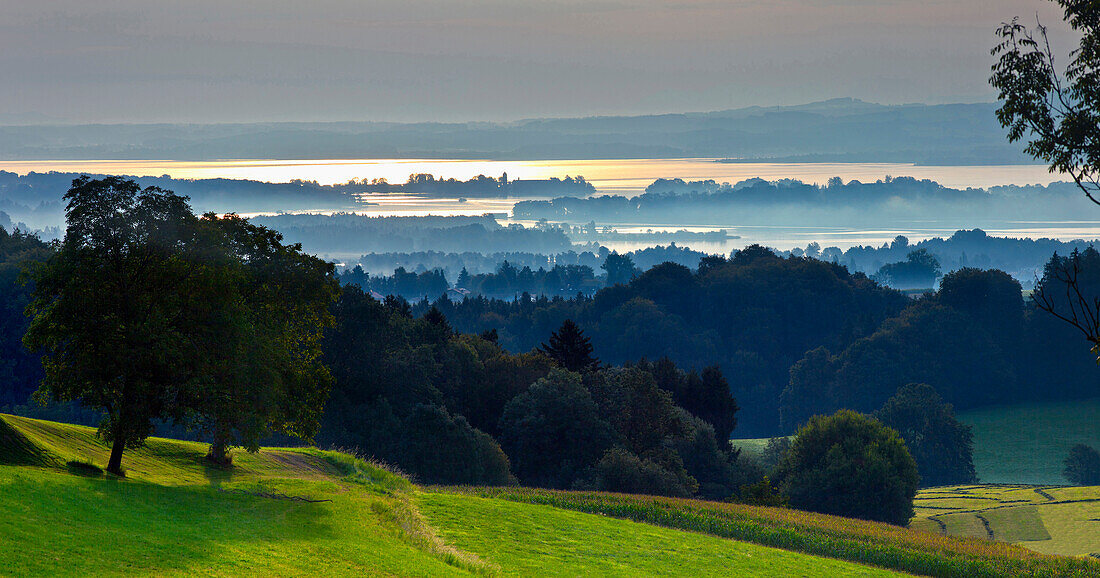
957, 398, 1100, 485
3, 414, 1097, 577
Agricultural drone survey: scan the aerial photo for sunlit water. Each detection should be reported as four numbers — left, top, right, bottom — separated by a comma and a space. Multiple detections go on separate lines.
4, 158, 1098, 251
0, 158, 1065, 192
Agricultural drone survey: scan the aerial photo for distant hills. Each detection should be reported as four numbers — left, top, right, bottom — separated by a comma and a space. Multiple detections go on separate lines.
0, 98, 1028, 165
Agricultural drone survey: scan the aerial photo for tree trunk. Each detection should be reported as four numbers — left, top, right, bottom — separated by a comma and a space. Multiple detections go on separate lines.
206, 434, 232, 466
106, 434, 126, 476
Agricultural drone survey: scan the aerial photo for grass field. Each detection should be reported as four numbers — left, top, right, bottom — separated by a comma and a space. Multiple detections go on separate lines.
911, 484, 1100, 559
0, 414, 917, 577
462, 487, 1100, 577
958, 398, 1100, 485
3, 414, 1097, 577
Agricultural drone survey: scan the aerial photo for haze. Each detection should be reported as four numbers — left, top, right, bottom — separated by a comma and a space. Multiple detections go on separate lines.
0, 0, 1073, 124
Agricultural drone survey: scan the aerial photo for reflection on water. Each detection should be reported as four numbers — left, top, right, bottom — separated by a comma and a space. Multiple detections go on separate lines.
587, 222, 1100, 253
0, 158, 1068, 192
4, 158, 1097, 251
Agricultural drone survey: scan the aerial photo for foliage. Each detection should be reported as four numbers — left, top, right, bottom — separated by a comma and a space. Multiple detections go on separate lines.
188, 213, 340, 463
436, 247, 908, 436
990, 1, 1100, 206
1063, 444, 1100, 485
638, 356, 739, 442
601, 252, 638, 286
592, 447, 695, 498
498, 369, 614, 488
874, 384, 977, 487
23, 177, 210, 474
734, 476, 789, 507
391, 404, 514, 486
538, 319, 599, 373
873, 249, 941, 289
22, 178, 338, 473
774, 410, 920, 526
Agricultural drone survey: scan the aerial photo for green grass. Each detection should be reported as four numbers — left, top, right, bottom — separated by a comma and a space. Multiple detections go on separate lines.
911, 484, 1100, 559
0, 414, 926, 576
730, 436, 776, 461
959, 398, 1100, 484
461, 486, 1099, 577
419, 492, 898, 577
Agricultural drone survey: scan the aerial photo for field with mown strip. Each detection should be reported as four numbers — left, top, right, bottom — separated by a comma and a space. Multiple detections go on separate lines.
418, 492, 898, 576
0, 414, 921, 576
911, 484, 1100, 558
460, 487, 1100, 577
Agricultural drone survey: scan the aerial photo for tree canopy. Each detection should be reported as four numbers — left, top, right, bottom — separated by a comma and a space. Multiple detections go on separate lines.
23, 177, 338, 474
773, 410, 919, 526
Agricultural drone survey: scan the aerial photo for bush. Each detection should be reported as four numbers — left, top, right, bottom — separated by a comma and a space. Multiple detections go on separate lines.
874, 383, 977, 487
759, 436, 792, 473
397, 404, 514, 486
593, 447, 694, 498
774, 410, 919, 525
733, 476, 788, 507
1063, 444, 1100, 485
498, 369, 614, 488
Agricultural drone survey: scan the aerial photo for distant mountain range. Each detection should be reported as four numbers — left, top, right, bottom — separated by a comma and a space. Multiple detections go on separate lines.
0, 98, 1028, 165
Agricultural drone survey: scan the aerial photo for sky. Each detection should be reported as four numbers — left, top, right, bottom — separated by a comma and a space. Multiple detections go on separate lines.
0, 0, 1075, 124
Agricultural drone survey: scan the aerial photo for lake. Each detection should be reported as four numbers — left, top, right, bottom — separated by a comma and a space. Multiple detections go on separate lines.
0, 158, 1067, 192
4, 158, 1098, 251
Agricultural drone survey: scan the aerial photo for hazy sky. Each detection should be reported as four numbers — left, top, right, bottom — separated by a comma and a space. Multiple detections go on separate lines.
0, 0, 1074, 123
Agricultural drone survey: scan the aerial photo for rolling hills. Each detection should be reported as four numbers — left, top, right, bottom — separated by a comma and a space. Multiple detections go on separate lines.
2, 414, 1096, 576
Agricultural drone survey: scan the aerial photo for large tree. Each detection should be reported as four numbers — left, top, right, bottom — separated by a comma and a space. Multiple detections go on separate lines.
874, 383, 977, 487
773, 410, 919, 525
991, 1, 1100, 354
24, 177, 338, 474
188, 213, 339, 464
24, 177, 208, 475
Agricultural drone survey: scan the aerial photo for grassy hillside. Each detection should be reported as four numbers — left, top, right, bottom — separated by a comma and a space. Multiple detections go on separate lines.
958, 398, 1100, 484
911, 484, 1100, 558
2, 414, 1096, 577
0, 414, 902, 576
462, 487, 1100, 577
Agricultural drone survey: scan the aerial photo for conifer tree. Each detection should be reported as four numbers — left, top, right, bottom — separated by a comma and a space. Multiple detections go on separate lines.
539, 319, 599, 373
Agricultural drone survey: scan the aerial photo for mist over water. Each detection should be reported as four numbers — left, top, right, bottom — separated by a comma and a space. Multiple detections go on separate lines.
4, 158, 1098, 252
0, 158, 1065, 192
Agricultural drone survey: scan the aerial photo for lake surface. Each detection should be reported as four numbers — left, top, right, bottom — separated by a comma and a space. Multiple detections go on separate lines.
0, 158, 1067, 192
5, 158, 1098, 251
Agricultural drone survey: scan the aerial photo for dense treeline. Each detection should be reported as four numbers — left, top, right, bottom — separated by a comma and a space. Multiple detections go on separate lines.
422, 247, 1099, 436
252, 214, 573, 256
782, 229, 1099, 288
512, 177, 1092, 225
315, 285, 755, 497
342, 229, 1097, 299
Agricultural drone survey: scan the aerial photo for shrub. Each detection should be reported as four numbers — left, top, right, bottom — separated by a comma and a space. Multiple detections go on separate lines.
774, 410, 919, 525
733, 476, 788, 507
1063, 444, 1100, 485
593, 447, 694, 498
397, 404, 514, 486
759, 436, 792, 472
499, 369, 614, 488
874, 383, 977, 487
